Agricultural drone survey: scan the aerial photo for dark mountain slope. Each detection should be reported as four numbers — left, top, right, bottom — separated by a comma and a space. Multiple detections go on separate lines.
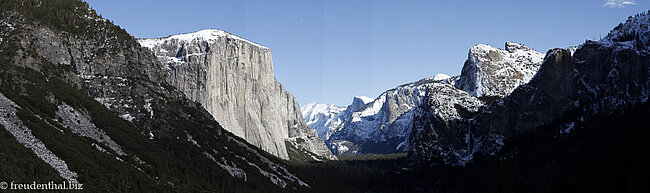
407, 101, 650, 193
0, 0, 309, 192
408, 11, 650, 166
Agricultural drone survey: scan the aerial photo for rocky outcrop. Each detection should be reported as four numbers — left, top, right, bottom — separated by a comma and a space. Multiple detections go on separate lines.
407, 83, 485, 165
139, 30, 335, 160
456, 42, 544, 97
407, 12, 650, 166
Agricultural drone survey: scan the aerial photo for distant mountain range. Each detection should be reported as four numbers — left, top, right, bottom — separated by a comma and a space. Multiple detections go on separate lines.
303, 41, 545, 156
302, 12, 650, 169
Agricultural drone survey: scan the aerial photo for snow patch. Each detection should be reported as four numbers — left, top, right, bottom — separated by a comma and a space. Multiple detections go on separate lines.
144, 98, 154, 119
139, 29, 268, 49
91, 143, 109, 155
119, 113, 135, 122
396, 141, 407, 151
187, 134, 201, 148
203, 151, 247, 181
561, 122, 576, 135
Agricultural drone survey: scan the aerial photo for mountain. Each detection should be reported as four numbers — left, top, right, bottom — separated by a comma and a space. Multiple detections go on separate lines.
0, 1, 313, 191
300, 96, 373, 141
138, 30, 335, 161
306, 41, 544, 155
300, 102, 345, 140
407, 12, 650, 167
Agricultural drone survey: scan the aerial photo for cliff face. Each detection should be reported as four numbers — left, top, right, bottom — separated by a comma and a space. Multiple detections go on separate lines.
139, 30, 335, 160
456, 42, 544, 97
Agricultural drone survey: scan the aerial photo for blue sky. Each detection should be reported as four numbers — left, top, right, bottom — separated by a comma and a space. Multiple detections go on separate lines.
84, 0, 646, 106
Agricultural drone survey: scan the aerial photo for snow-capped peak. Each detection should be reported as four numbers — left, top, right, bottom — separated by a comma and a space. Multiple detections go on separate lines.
139, 29, 268, 49
433, 73, 451, 81
301, 103, 344, 120
300, 102, 346, 140
470, 43, 498, 54
300, 102, 318, 117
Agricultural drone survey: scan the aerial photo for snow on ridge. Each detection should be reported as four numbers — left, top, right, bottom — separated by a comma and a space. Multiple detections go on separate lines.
139, 29, 268, 49
300, 102, 318, 113
433, 73, 451, 81
470, 41, 536, 55
301, 102, 346, 140
469, 43, 500, 55
301, 103, 344, 120
300, 102, 324, 118
601, 11, 649, 46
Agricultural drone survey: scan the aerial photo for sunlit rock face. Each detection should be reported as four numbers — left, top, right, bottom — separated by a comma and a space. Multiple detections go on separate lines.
140, 30, 335, 160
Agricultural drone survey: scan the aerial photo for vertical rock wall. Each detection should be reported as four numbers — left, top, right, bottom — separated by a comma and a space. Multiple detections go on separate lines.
139, 30, 335, 160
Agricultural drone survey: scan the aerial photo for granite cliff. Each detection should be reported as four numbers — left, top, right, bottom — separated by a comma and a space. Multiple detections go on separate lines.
139, 30, 335, 160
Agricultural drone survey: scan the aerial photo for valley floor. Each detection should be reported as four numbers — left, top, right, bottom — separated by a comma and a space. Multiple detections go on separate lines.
289, 102, 650, 193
